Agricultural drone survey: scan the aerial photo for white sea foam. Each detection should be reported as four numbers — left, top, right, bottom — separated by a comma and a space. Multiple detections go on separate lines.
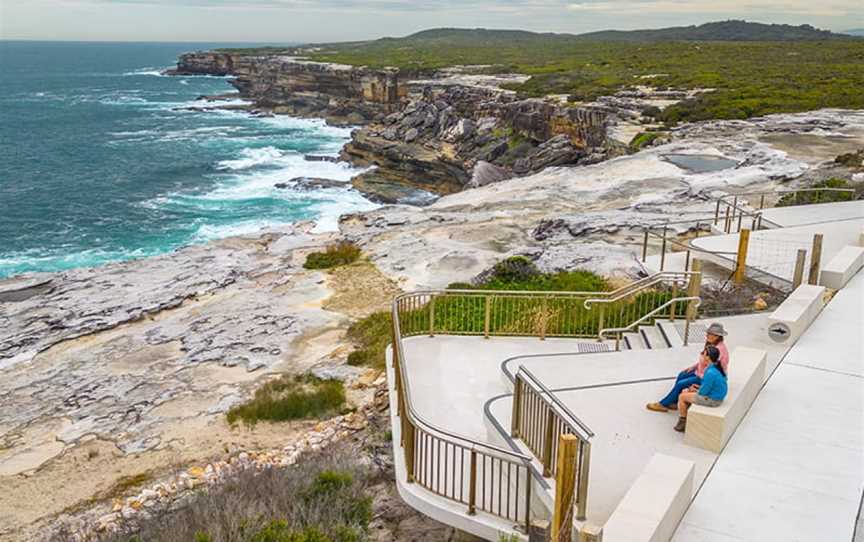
216, 146, 285, 170
121, 67, 171, 77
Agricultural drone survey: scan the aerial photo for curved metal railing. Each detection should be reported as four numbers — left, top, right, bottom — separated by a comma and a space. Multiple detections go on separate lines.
389, 271, 703, 528
510, 366, 593, 520
391, 294, 535, 529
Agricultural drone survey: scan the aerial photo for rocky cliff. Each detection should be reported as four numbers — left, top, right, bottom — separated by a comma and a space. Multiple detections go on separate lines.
168, 52, 610, 202
169, 52, 405, 125
343, 85, 610, 202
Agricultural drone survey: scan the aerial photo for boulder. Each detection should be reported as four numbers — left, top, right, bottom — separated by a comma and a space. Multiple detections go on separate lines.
468, 161, 512, 188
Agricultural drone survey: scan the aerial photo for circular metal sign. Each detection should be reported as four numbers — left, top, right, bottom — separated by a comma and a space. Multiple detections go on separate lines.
768, 322, 791, 343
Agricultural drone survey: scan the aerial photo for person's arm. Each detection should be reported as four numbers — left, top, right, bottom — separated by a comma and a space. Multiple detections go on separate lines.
719, 343, 730, 373
699, 370, 715, 398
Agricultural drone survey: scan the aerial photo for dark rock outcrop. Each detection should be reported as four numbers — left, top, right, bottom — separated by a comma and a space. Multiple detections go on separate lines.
341, 86, 609, 200
168, 52, 405, 125
168, 52, 610, 202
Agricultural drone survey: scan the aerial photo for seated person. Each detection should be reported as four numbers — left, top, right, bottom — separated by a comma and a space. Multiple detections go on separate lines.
674, 345, 728, 432
646, 322, 729, 413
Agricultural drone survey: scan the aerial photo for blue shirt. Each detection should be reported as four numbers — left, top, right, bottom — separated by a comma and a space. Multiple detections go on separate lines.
699, 364, 728, 401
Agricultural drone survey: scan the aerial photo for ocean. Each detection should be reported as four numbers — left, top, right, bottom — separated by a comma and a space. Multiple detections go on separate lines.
0, 41, 375, 279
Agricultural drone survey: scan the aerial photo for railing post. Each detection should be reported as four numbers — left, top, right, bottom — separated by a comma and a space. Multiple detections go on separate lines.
731, 196, 738, 232
552, 434, 579, 542
484, 295, 491, 339
540, 297, 548, 340
792, 249, 807, 289
597, 305, 605, 340
734, 228, 750, 284
685, 260, 702, 347
660, 226, 667, 271
714, 199, 721, 225
576, 441, 591, 521
759, 194, 765, 210
525, 469, 533, 533
808, 233, 823, 285
404, 421, 415, 483
542, 409, 554, 477
467, 448, 477, 515
724, 206, 731, 233
641, 229, 649, 262
669, 283, 678, 322
511, 377, 523, 438
428, 295, 435, 337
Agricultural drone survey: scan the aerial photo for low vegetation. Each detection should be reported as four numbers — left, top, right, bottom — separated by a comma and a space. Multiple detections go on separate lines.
226, 375, 346, 426
53, 450, 373, 542
346, 311, 391, 369
775, 178, 859, 207
289, 27, 864, 124
304, 242, 361, 270
629, 131, 663, 151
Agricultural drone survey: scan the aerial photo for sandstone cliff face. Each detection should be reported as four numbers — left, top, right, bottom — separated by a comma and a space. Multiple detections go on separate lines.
342, 86, 610, 202
170, 52, 404, 125
169, 52, 610, 202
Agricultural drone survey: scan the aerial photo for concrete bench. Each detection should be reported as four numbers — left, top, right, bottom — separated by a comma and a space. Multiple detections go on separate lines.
819, 245, 864, 290
766, 284, 828, 344
602, 453, 694, 542
683, 347, 766, 453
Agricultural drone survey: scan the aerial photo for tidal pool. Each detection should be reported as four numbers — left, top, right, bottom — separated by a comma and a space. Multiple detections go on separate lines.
663, 153, 738, 173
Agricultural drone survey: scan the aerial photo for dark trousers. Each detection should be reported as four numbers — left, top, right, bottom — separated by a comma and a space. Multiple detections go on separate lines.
660, 370, 702, 407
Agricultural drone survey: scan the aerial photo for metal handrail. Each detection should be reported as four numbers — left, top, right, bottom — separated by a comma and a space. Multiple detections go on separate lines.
584, 271, 695, 308
391, 295, 536, 529
517, 366, 594, 440
598, 296, 701, 341
512, 366, 593, 521
392, 301, 529, 459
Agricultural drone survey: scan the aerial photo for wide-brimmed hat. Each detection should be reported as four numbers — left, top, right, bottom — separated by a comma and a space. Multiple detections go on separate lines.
706, 322, 728, 337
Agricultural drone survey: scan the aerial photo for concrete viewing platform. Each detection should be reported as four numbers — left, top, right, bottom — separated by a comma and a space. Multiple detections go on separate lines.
388, 198, 864, 542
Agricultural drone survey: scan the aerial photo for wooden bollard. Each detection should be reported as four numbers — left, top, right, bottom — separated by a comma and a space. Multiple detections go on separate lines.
792, 249, 807, 289
552, 434, 578, 542
734, 229, 751, 284
808, 234, 823, 285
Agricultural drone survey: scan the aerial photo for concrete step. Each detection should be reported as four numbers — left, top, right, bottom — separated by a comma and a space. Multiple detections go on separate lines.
657, 321, 685, 348
640, 324, 670, 349
623, 332, 646, 350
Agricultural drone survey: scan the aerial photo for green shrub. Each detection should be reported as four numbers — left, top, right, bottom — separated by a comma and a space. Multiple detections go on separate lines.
629, 131, 662, 151
227, 375, 346, 426
304, 242, 361, 270
345, 311, 392, 369
775, 178, 857, 207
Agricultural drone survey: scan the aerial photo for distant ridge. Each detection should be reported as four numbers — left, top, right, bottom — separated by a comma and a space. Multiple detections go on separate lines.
843, 28, 864, 37
401, 20, 854, 43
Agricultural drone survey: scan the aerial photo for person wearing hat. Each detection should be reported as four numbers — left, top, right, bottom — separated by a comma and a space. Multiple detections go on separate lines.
646, 322, 729, 413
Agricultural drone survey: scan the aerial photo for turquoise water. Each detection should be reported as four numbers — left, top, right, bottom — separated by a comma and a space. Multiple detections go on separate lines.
0, 41, 374, 279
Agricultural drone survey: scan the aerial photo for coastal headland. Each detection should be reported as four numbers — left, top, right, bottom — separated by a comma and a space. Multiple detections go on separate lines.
2, 23, 864, 541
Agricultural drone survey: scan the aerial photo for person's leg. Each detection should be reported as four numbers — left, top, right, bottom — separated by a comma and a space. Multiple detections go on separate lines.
675, 391, 696, 432
658, 375, 701, 408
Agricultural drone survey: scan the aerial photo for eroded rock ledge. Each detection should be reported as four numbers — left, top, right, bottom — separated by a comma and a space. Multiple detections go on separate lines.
168, 52, 612, 202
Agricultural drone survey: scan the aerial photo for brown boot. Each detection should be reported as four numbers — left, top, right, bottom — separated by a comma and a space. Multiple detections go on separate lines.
646, 402, 669, 413
674, 417, 687, 432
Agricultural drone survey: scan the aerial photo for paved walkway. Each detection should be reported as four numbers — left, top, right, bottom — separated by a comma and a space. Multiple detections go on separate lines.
672, 271, 864, 542
760, 200, 864, 228
690, 216, 864, 285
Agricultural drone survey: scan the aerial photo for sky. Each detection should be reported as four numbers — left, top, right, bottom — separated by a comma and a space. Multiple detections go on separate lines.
1, 0, 861, 43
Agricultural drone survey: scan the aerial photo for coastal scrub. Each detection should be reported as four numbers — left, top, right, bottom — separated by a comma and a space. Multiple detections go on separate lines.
304, 242, 362, 270
62, 450, 373, 542
227, 375, 346, 426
